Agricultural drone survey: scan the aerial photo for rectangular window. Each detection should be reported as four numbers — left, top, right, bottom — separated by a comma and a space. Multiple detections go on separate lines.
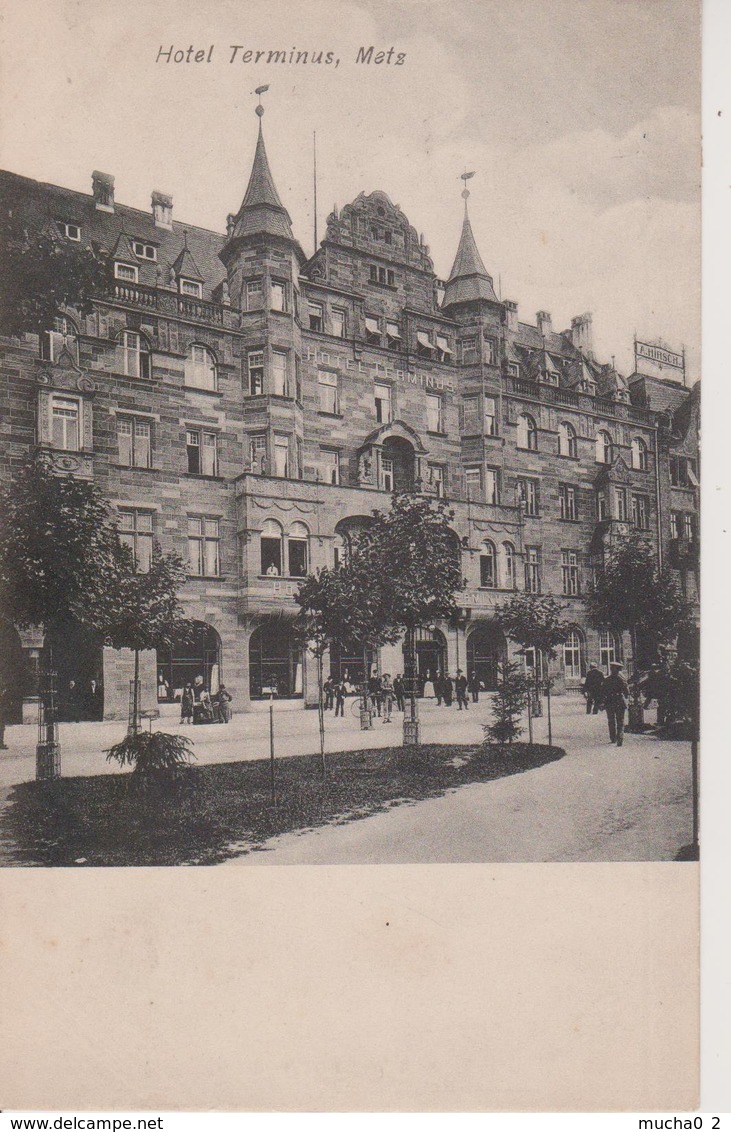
436, 334, 452, 363
117, 416, 151, 468
119, 509, 153, 573
51, 396, 80, 451
631, 493, 649, 529
519, 478, 539, 517
369, 265, 378, 284
120, 330, 150, 379
246, 279, 263, 310
249, 433, 267, 473
331, 308, 346, 338
426, 393, 443, 433
684, 513, 696, 541
465, 465, 482, 500
461, 335, 478, 364
428, 464, 445, 498
484, 338, 498, 365
274, 435, 289, 478
288, 537, 308, 578
597, 492, 608, 521
248, 350, 264, 395
320, 448, 340, 485
374, 382, 392, 423
187, 516, 220, 577
484, 396, 497, 436
615, 487, 627, 521
381, 457, 394, 492
386, 320, 401, 349
318, 370, 339, 414
180, 280, 202, 300
525, 548, 541, 594
670, 511, 681, 540
462, 395, 480, 434
133, 241, 157, 261
41, 316, 77, 363
365, 316, 381, 345
308, 302, 324, 332
186, 429, 218, 476
58, 221, 81, 241
559, 484, 578, 521
485, 467, 499, 505
114, 262, 138, 283
272, 350, 289, 396
562, 550, 580, 596
417, 330, 435, 358
270, 281, 286, 312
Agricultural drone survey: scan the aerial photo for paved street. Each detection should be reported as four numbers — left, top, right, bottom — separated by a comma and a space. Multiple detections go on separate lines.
0, 696, 692, 863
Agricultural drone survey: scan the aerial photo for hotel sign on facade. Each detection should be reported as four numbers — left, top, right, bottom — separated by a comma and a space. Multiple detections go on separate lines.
634, 339, 685, 379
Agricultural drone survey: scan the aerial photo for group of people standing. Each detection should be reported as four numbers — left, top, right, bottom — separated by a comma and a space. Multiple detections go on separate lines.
62, 678, 103, 722
582, 662, 630, 746
425, 669, 482, 709
180, 675, 232, 725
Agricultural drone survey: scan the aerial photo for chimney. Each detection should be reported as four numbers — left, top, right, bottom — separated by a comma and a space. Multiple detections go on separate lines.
152, 190, 173, 229
570, 312, 594, 357
92, 171, 114, 212
504, 300, 518, 333
537, 310, 552, 338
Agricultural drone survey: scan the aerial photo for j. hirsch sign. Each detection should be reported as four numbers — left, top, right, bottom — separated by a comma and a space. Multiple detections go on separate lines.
635, 341, 684, 371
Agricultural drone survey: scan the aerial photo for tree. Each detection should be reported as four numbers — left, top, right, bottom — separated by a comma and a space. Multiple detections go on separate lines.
494, 593, 571, 746
0, 181, 108, 339
586, 530, 692, 668
356, 494, 465, 744
483, 661, 531, 748
96, 541, 194, 734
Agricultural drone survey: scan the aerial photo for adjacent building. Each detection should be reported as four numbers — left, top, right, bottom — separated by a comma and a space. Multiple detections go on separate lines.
0, 112, 700, 721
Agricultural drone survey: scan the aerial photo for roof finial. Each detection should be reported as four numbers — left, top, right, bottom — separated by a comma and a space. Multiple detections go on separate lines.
182, 228, 188, 248
255, 84, 269, 118
460, 169, 475, 204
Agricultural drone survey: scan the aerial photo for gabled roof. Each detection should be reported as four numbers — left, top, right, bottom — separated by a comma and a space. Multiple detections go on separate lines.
110, 231, 137, 262
171, 238, 203, 281
441, 206, 499, 308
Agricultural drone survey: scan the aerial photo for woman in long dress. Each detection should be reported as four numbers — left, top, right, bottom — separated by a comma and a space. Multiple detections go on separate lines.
422, 668, 435, 699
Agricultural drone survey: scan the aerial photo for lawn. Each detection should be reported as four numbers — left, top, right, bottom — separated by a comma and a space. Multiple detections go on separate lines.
1, 741, 565, 867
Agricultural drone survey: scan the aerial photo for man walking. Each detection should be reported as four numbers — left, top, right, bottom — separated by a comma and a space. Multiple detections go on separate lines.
393, 674, 405, 713
381, 674, 394, 723
368, 671, 382, 717
603, 661, 629, 746
582, 663, 605, 714
468, 670, 481, 704
334, 679, 346, 717
455, 669, 469, 710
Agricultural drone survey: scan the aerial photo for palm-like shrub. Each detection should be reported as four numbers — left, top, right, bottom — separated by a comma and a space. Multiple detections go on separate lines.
106, 731, 196, 790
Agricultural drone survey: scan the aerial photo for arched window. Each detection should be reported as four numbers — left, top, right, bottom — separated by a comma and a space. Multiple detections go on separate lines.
563, 629, 585, 680
595, 430, 613, 464
517, 413, 538, 450
501, 541, 516, 589
184, 344, 217, 391
118, 330, 151, 379
40, 315, 78, 363
631, 436, 648, 471
599, 629, 622, 672
287, 521, 309, 578
480, 540, 496, 588
260, 519, 283, 576
558, 421, 578, 458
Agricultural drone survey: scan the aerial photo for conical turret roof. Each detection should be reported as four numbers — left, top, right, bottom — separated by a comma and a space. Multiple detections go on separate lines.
442, 205, 499, 308
222, 121, 295, 252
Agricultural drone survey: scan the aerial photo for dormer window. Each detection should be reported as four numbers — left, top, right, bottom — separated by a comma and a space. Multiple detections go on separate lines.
57, 221, 81, 242
180, 278, 202, 298
133, 241, 157, 261
114, 262, 138, 283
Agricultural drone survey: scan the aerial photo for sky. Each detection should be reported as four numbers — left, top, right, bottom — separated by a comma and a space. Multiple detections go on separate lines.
0, 0, 701, 377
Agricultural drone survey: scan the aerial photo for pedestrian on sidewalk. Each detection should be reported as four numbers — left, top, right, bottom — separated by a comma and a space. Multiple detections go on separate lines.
180, 683, 194, 725
334, 679, 346, 717
381, 674, 394, 723
468, 670, 481, 703
603, 661, 629, 746
582, 664, 605, 715
368, 671, 382, 717
0, 684, 9, 749
443, 673, 454, 707
323, 676, 334, 711
393, 674, 405, 712
215, 683, 233, 723
434, 672, 444, 706
455, 669, 469, 710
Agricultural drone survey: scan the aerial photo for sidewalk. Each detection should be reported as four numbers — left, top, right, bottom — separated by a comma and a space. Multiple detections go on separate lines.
0, 698, 693, 863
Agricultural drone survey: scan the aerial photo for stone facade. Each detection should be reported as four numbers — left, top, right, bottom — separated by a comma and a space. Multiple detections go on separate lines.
0, 117, 699, 720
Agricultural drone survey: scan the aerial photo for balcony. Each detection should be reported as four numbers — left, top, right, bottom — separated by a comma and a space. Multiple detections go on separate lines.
109, 283, 236, 328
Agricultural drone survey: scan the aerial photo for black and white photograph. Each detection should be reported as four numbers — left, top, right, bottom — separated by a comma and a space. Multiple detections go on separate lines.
0, 0, 709, 1114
